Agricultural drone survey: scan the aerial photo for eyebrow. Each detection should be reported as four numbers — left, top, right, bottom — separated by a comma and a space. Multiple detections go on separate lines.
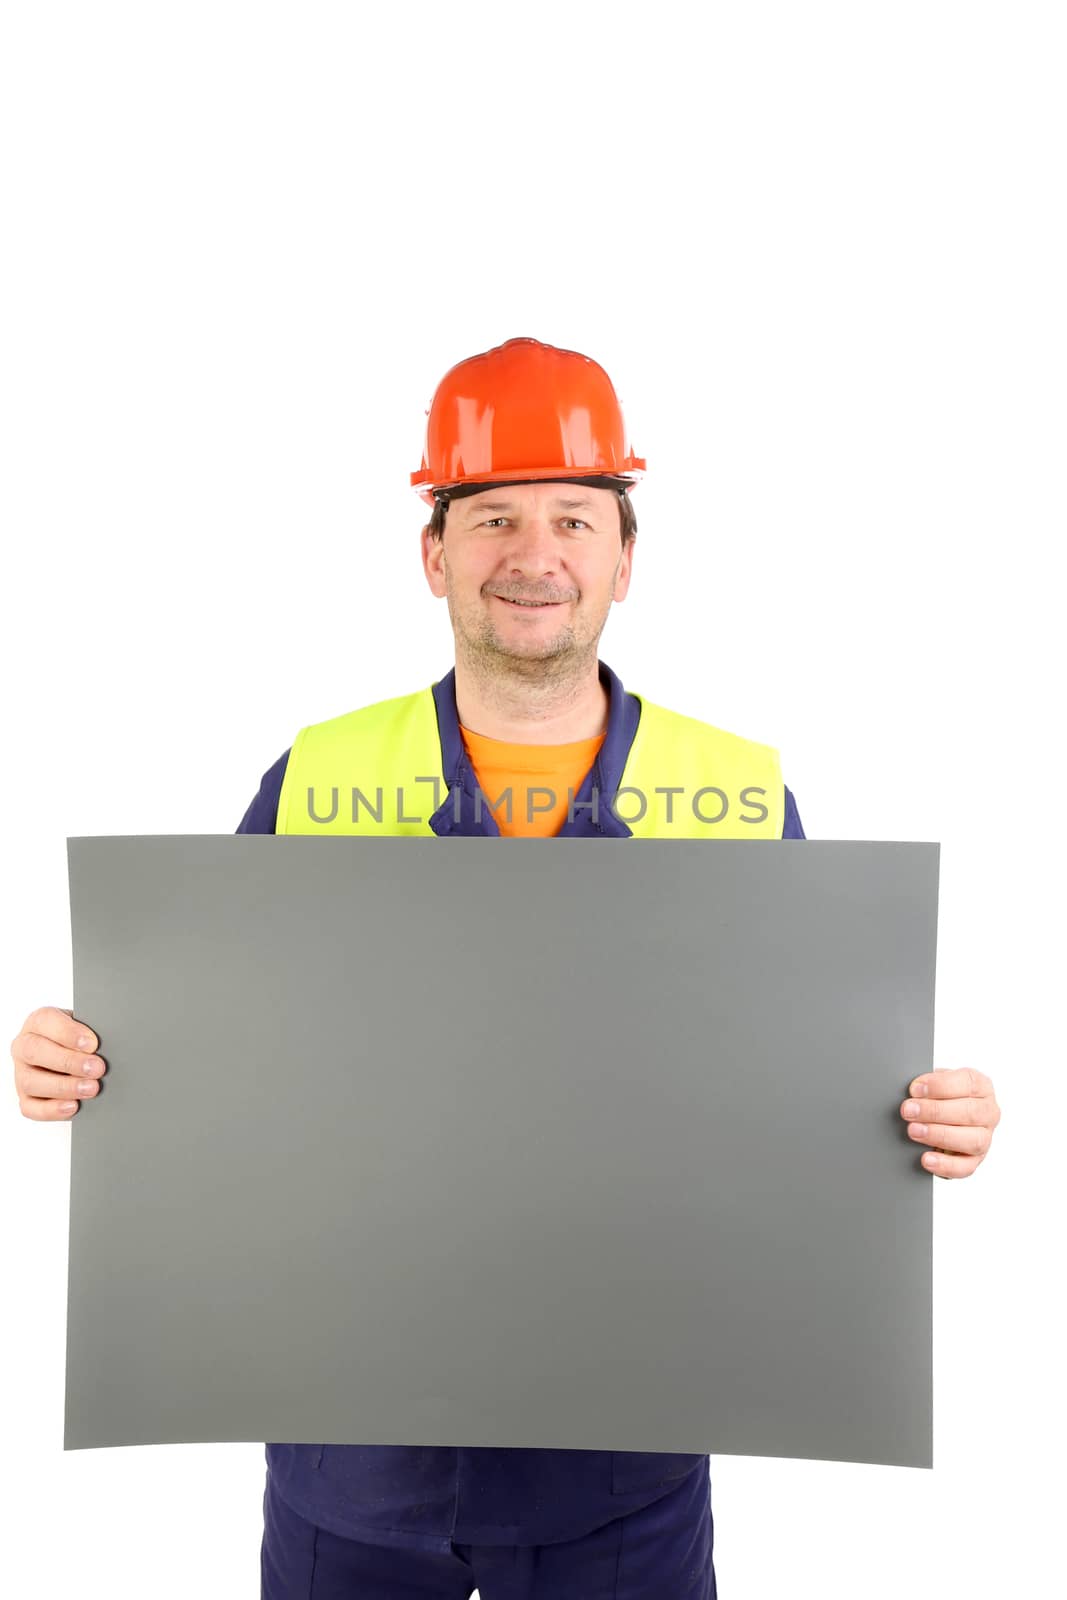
465, 497, 596, 514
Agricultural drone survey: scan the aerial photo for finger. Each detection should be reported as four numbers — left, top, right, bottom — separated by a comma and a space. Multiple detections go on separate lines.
16, 1053, 98, 1115
15, 1030, 104, 1081
15, 1007, 99, 1055
900, 1095, 993, 1128
919, 1147, 982, 1180
905, 1120, 993, 1158
20, 1095, 82, 1122
17, 1063, 102, 1101
21, 1007, 100, 1053
909, 1066, 993, 1101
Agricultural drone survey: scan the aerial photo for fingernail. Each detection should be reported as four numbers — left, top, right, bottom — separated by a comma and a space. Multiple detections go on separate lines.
903, 1100, 920, 1117
76, 1079, 96, 1095
77, 1034, 94, 1051
909, 1123, 928, 1137
912, 1082, 929, 1096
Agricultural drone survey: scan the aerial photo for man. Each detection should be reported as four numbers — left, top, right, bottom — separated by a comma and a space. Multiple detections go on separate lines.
12, 336, 1002, 1598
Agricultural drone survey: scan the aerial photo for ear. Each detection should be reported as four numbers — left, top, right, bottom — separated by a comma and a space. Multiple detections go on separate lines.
612, 536, 635, 602
421, 524, 448, 598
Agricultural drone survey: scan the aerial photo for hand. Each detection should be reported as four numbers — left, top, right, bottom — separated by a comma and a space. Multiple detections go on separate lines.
899, 1067, 1001, 1179
11, 1007, 106, 1121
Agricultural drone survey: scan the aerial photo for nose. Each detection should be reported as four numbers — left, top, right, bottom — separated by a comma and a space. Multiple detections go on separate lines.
502, 513, 562, 577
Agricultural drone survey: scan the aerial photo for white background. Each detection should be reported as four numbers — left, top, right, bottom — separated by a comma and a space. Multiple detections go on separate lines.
1, 2, 1063, 1596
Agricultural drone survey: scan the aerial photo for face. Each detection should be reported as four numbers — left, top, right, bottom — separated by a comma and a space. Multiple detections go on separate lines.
420, 481, 634, 670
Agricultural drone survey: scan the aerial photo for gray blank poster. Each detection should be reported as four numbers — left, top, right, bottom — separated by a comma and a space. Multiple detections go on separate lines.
65, 837, 937, 1467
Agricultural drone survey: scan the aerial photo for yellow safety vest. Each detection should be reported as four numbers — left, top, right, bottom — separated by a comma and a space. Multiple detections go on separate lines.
276, 685, 784, 840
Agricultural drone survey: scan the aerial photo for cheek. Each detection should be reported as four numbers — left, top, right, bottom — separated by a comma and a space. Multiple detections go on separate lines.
583, 561, 619, 599
441, 548, 479, 586
468, 554, 505, 591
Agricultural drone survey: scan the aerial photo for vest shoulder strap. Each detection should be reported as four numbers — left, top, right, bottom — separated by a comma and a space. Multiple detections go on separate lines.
619, 694, 784, 838
277, 686, 444, 835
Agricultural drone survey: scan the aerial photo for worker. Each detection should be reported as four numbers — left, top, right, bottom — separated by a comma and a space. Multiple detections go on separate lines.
13, 336, 1002, 1599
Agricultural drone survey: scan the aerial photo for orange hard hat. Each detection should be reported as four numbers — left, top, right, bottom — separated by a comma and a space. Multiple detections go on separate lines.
411, 336, 646, 506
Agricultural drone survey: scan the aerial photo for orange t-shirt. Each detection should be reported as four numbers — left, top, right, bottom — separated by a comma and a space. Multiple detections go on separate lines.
459, 725, 607, 837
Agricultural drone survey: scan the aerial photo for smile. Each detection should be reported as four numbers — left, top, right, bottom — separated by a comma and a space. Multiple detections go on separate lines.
494, 597, 565, 608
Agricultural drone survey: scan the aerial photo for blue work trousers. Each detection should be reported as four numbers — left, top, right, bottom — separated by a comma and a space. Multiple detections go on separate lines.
260, 1461, 716, 1599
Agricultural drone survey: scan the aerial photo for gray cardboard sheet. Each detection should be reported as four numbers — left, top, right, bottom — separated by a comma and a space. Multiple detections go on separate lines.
65, 837, 937, 1466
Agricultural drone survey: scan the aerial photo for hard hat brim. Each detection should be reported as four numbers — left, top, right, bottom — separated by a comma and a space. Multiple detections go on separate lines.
412, 463, 645, 507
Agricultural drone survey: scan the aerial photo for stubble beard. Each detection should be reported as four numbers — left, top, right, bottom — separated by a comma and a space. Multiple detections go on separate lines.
447, 586, 607, 692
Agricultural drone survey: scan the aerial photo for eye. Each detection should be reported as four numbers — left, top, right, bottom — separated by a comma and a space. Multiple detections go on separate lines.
479, 516, 588, 530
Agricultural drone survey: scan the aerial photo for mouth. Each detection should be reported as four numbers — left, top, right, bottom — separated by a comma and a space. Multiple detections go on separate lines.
493, 596, 566, 610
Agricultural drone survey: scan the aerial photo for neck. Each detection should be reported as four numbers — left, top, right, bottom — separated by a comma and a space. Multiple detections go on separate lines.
452, 652, 609, 744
